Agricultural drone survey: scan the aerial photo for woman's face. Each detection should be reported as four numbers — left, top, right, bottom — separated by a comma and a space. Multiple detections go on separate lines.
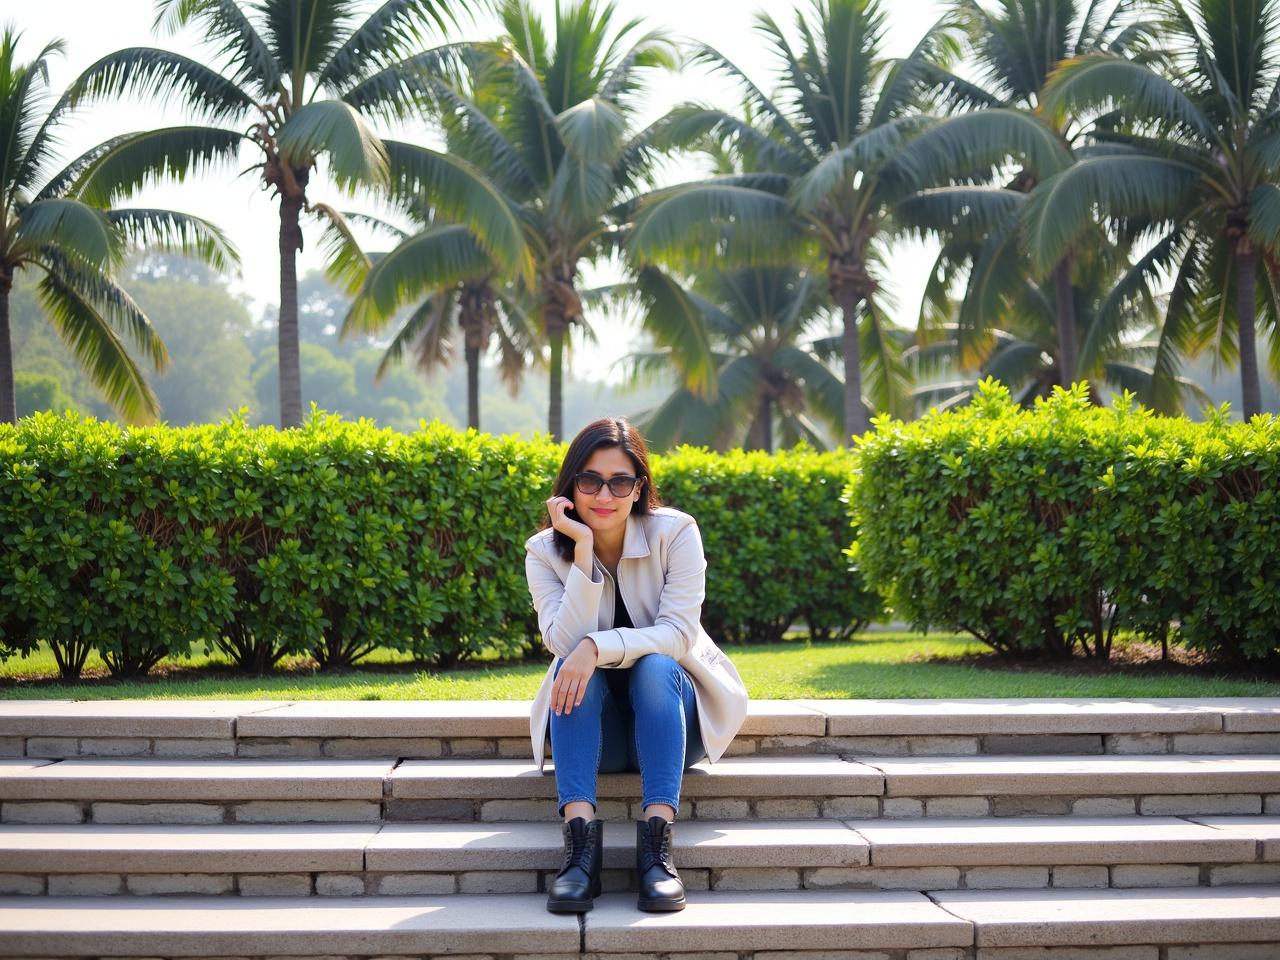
572, 446, 643, 540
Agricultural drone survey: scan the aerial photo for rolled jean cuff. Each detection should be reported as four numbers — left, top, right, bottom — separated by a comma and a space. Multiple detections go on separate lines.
557, 795, 596, 817
641, 795, 680, 812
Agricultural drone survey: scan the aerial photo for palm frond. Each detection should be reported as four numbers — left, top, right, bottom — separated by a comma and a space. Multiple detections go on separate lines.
345, 224, 492, 337
372, 290, 454, 382
627, 182, 796, 269
790, 115, 930, 212
1041, 52, 1217, 141
1022, 153, 1201, 276
33, 258, 162, 423
895, 186, 1023, 244
312, 202, 373, 295
687, 43, 813, 158
68, 46, 254, 124
319, 0, 458, 91
555, 96, 627, 166
14, 198, 119, 268
383, 140, 530, 280
153, 0, 282, 93
107, 208, 238, 275
632, 265, 716, 398
68, 126, 244, 207
896, 108, 1073, 189
277, 99, 389, 187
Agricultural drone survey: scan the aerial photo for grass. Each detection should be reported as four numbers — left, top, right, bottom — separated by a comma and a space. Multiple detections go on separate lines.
2, 632, 1278, 700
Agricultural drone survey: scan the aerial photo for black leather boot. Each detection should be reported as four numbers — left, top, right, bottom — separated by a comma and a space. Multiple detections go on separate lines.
636, 815, 685, 911
546, 817, 603, 913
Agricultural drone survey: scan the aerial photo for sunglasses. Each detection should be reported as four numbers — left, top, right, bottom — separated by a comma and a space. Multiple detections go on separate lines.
573, 473, 643, 497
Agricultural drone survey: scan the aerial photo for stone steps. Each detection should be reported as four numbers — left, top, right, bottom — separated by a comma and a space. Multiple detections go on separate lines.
2, 815, 1278, 897
5, 754, 1280, 825
6, 697, 1280, 759
1, 887, 1278, 958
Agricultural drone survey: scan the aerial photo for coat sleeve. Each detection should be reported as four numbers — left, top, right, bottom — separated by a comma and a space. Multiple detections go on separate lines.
525, 539, 604, 659
589, 517, 705, 669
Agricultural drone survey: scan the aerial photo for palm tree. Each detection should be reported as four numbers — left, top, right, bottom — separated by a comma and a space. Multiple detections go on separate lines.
320, 204, 537, 430
627, 0, 945, 442
420, 0, 705, 441
65, 0, 520, 428
0, 29, 235, 425
893, 0, 1157, 391
906, 248, 1212, 414
627, 267, 844, 451
1025, 0, 1280, 418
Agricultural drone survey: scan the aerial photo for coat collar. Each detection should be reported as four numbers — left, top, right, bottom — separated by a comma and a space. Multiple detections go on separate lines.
622, 511, 651, 560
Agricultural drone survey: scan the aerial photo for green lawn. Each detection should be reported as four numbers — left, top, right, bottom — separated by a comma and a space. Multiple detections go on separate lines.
2, 633, 1277, 700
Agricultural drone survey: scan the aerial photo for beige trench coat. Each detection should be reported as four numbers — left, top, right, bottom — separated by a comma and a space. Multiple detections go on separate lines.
525, 506, 749, 771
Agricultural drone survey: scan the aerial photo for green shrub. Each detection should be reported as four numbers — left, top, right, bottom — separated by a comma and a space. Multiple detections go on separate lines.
1, 410, 879, 678
849, 379, 1280, 663
659, 445, 883, 644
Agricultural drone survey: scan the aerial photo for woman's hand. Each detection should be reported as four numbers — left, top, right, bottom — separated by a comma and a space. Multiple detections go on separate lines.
546, 495, 593, 544
552, 637, 598, 715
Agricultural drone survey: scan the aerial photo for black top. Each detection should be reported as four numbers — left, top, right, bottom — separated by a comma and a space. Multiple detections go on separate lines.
612, 576, 633, 630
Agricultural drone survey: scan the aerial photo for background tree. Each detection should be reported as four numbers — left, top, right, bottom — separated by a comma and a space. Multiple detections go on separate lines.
1025, 0, 1280, 418
628, 0, 948, 441
0, 29, 234, 424
628, 266, 844, 451
68, 0, 498, 427
410, 0, 708, 441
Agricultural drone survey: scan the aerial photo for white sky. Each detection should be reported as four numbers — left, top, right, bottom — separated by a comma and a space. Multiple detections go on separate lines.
15, 0, 947, 378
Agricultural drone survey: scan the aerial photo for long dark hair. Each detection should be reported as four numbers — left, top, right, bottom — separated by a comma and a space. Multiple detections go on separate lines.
541, 417, 661, 561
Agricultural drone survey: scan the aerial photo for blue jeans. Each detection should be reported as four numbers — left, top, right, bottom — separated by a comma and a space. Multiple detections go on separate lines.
549, 653, 706, 816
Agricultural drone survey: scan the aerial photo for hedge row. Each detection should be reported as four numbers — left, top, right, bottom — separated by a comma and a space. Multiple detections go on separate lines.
849, 379, 1280, 664
0, 409, 879, 679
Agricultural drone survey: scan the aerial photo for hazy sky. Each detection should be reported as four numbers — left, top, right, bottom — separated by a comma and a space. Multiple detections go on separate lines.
18, 0, 947, 378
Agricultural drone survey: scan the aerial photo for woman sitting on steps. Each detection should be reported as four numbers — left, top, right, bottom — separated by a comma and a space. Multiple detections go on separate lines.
524, 416, 749, 914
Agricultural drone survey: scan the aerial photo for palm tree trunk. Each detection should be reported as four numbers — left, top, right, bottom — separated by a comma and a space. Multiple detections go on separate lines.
465, 342, 480, 430
760, 393, 773, 453
548, 321, 565, 442
278, 194, 305, 429
838, 288, 868, 442
1052, 258, 1078, 389
0, 270, 15, 425
1236, 245, 1262, 419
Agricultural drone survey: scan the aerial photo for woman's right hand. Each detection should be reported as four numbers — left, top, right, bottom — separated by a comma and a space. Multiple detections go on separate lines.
546, 495, 593, 544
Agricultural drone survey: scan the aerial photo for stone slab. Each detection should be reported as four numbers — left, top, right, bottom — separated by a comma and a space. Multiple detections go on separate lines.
237, 701, 533, 738
933, 885, 1280, 947
866, 755, 1280, 797
0, 701, 283, 739
0, 759, 394, 801
581, 890, 971, 951
0, 760, 54, 774
0, 894, 579, 955
368, 819, 867, 871
1191, 816, 1280, 860
390, 756, 882, 800
0, 823, 378, 872
798, 699, 1234, 737
1212, 699, 1280, 733
848, 816, 1257, 866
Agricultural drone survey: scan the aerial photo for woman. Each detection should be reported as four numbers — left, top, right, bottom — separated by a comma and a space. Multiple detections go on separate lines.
525, 417, 748, 915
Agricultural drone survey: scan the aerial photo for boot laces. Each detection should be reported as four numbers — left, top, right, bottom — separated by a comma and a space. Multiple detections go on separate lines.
562, 825, 592, 872
640, 822, 673, 872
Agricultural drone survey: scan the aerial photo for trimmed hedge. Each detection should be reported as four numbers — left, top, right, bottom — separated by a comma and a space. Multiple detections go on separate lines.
849, 379, 1280, 663
1, 410, 878, 679
657, 446, 881, 643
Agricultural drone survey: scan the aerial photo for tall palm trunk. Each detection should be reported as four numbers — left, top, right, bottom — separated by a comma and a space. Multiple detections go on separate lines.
1052, 257, 1078, 389
837, 287, 868, 442
747, 393, 773, 451
464, 341, 480, 430
547, 319, 565, 442
0, 269, 14, 424
1236, 244, 1262, 419
278, 191, 305, 429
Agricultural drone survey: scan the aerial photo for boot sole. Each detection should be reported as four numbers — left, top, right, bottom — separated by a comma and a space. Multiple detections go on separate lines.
546, 898, 594, 914
637, 896, 686, 912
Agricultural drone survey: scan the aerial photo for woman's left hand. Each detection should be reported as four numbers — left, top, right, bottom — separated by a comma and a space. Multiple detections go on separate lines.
552, 637, 598, 716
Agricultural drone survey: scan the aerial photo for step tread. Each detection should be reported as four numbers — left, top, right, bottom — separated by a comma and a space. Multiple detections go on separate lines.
0, 758, 394, 800
391, 755, 881, 799
6, 755, 1280, 802
2, 887, 1276, 954
5, 696, 1280, 739
1, 816, 1273, 872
